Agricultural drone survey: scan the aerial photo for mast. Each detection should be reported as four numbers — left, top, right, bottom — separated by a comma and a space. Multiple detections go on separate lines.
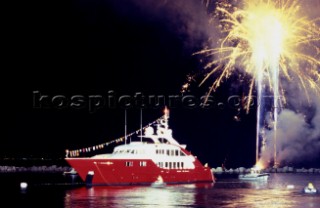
125, 109, 127, 145
140, 108, 143, 142
163, 106, 169, 129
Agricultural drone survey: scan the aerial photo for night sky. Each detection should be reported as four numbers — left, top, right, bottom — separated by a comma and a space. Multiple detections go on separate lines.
4, 0, 319, 168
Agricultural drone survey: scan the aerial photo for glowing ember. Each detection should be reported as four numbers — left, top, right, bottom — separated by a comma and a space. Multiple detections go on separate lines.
255, 160, 265, 170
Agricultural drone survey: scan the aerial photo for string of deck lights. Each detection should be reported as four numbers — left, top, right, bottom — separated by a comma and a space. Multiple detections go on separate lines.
65, 116, 164, 157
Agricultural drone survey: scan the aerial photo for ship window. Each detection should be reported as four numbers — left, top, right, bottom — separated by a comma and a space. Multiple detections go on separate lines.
156, 149, 159, 154
125, 161, 133, 167
173, 162, 176, 169
166, 150, 170, 156
175, 150, 179, 156
131, 150, 135, 154
169, 162, 172, 169
161, 150, 164, 154
181, 162, 184, 168
159, 162, 163, 168
139, 161, 147, 167
177, 162, 180, 169
165, 162, 168, 168
171, 150, 175, 156
180, 151, 186, 156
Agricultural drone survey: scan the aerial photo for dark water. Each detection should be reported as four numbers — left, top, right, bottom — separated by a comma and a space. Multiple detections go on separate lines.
2, 172, 320, 208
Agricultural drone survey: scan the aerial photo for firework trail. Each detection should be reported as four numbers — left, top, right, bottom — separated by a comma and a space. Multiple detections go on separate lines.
194, 0, 320, 167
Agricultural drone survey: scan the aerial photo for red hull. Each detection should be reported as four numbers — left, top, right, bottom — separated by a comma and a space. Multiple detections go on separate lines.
66, 158, 214, 186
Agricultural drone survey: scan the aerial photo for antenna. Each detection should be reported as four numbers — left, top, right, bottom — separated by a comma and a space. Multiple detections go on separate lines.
125, 109, 127, 145
140, 108, 143, 142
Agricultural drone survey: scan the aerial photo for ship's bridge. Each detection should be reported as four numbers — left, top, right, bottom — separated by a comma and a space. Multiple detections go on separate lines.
111, 142, 186, 158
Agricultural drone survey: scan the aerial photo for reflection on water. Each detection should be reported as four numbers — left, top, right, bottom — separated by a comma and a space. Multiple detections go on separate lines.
65, 183, 214, 208
64, 174, 320, 208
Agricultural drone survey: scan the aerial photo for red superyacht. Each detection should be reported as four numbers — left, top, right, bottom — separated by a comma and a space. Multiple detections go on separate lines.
65, 108, 215, 186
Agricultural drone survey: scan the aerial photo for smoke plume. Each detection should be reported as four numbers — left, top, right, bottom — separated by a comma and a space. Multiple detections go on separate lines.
260, 88, 320, 167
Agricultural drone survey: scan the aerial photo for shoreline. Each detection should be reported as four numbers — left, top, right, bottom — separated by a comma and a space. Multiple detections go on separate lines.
0, 165, 71, 173
212, 167, 320, 174
1, 165, 320, 174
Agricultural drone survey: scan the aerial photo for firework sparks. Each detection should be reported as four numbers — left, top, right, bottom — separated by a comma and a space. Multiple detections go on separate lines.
195, 0, 320, 167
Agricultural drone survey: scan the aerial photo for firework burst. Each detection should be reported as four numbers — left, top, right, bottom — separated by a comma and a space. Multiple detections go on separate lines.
196, 0, 320, 109
194, 0, 320, 167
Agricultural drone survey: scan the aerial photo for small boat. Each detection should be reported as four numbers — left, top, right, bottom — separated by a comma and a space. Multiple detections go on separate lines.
151, 175, 166, 188
63, 168, 78, 176
239, 167, 269, 181
303, 183, 317, 194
